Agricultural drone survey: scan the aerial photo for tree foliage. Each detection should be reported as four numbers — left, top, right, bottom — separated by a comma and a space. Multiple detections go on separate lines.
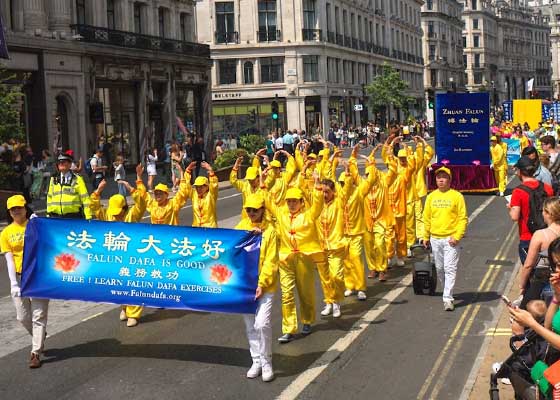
0, 68, 24, 143
366, 63, 413, 118
239, 134, 266, 155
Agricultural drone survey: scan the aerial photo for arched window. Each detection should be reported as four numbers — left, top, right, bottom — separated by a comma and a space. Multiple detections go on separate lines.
244, 61, 254, 84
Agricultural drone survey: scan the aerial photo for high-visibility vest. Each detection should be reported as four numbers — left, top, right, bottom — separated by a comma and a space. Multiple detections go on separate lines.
47, 173, 92, 219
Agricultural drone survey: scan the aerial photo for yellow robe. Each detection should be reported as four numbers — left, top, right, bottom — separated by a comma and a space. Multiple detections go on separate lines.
185, 172, 219, 228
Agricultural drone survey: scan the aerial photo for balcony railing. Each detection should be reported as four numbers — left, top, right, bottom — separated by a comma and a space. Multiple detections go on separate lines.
257, 29, 281, 42
70, 24, 210, 57
327, 31, 336, 44
336, 33, 344, 46
215, 31, 239, 44
344, 35, 352, 47
302, 29, 322, 41
352, 38, 358, 49
359, 40, 366, 51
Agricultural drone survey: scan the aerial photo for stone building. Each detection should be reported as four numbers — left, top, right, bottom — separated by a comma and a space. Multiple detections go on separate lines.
460, 0, 551, 104
0, 0, 211, 165
196, 0, 425, 137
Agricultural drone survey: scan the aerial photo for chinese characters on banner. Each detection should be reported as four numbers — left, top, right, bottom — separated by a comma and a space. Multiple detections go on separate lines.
543, 103, 552, 121
21, 218, 261, 314
435, 92, 491, 165
502, 101, 513, 122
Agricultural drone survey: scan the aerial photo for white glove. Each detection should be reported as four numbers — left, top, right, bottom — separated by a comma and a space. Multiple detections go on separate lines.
10, 284, 21, 297
29, 213, 38, 219
490, 164, 494, 169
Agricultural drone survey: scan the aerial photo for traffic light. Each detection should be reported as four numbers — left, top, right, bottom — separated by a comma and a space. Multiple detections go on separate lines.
271, 100, 279, 120
427, 90, 435, 110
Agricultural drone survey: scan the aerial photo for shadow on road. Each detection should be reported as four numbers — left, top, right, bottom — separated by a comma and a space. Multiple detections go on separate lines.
453, 291, 501, 308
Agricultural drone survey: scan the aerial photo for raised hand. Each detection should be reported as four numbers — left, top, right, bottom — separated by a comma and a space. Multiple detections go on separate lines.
135, 163, 144, 179
201, 161, 212, 172
186, 161, 197, 172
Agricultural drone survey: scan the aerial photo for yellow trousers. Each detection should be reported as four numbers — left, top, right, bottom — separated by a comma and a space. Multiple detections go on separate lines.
344, 235, 366, 291
280, 254, 316, 334
494, 167, 507, 193
365, 223, 388, 272
317, 249, 346, 304
388, 216, 407, 259
124, 305, 143, 319
414, 198, 424, 243
406, 202, 416, 249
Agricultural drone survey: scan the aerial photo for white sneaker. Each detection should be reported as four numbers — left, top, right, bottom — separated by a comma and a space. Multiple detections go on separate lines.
246, 362, 262, 379
344, 289, 354, 297
321, 303, 333, 316
126, 318, 138, 327
261, 363, 275, 382
499, 192, 504, 197
444, 301, 454, 311
407, 249, 413, 258
396, 258, 405, 267
357, 291, 367, 300
119, 310, 127, 321
332, 303, 341, 318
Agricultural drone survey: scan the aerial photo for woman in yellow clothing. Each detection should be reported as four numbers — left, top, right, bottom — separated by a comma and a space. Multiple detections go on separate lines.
1, 195, 49, 368
414, 137, 434, 247
235, 194, 278, 382
184, 161, 219, 228
265, 181, 324, 343
230, 156, 263, 218
490, 136, 507, 196
404, 139, 424, 253
90, 164, 147, 327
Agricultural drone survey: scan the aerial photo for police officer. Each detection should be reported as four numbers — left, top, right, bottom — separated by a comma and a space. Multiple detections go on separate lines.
46, 153, 92, 219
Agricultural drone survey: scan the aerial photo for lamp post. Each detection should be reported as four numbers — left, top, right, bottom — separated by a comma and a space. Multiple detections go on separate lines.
449, 76, 456, 93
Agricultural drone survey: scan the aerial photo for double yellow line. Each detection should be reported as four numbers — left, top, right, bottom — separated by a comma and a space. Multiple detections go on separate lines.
417, 223, 517, 400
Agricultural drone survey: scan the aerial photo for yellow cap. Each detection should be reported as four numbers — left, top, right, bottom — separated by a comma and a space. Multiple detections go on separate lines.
285, 187, 304, 200
490, 136, 497, 141
338, 172, 346, 182
244, 167, 258, 180
6, 194, 26, 210
307, 153, 317, 159
270, 160, 281, 168
397, 149, 407, 158
435, 166, 451, 177
193, 176, 209, 186
107, 194, 127, 216
318, 149, 327, 157
154, 183, 169, 193
244, 194, 265, 209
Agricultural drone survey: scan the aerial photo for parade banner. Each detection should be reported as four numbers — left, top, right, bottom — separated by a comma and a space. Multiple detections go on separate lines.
503, 138, 521, 166
21, 218, 261, 314
552, 102, 560, 121
543, 103, 552, 121
502, 101, 513, 122
513, 99, 542, 130
435, 92, 490, 165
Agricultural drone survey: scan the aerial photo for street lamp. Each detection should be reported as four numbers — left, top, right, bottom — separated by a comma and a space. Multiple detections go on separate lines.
449, 76, 456, 93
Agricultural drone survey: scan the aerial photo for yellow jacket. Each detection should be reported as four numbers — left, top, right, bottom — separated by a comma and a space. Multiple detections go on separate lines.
90, 180, 147, 222
490, 143, 507, 169
423, 188, 468, 241
185, 172, 219, 228
359, 163, 397, 231
143, 176, 190, 226
402, 145, 421, 203
230, 168, 265, 217
317, 184, 351, 252
264, 155, 298, 204
266, 187, 324, 262
388, 152, 415, 218
235, 218, 278, 293
342, 158, 377, 236
47, 173, 92, 219
415, 143, 434, 198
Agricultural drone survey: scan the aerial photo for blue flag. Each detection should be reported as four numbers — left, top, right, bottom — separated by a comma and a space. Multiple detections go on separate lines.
21, 218, 261, 314
0, 16, 9, 60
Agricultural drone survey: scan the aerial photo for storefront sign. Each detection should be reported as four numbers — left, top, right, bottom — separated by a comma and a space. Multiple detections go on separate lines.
213, 92, 243, 99
354, 104, 363, 111
287, 69, 297, 76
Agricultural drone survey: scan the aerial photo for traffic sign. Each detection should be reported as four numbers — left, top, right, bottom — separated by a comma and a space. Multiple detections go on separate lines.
354, 104, 363, 111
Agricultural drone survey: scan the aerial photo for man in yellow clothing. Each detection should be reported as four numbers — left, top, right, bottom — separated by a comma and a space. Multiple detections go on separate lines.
413, 137, 434, 248
90, 164, 147, 327
490, 135, 507, 196
230, 157, 263, 218
265, 184, 324, 343
235, 194, 278, 382
142, 168, 189, 226
404, 138, 425, 256
422, 166, 468, 311
185, 161, 219, 228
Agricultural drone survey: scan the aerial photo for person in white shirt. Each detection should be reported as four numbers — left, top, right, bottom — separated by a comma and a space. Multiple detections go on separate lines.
274, 133, 283, 152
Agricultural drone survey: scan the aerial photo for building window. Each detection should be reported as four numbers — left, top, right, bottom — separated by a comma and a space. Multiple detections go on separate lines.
430, 69, 437, 87
107, 0, 115, 30
260, 57, 284, 83
76, 0, 86, 25
473, 35, 479, 47
303, 0, 316, 30
133, 2, 143, 34
474, 54, 480, 68
426, 0, 432, 10
180, 13, 189, 41
219, 60, 237, 85
474, 72, 483, 84
158, 7, 166, 38
472, 18, 478, 30
216, 2, 235, 42
472, 0, 477, 10
303, 55, 319, 82
258, 0, 277, 41
244, 61, 254, 84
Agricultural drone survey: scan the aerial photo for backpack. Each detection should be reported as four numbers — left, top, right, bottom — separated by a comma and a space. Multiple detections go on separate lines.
84, 157, 94, 176
518, 182, 548, 234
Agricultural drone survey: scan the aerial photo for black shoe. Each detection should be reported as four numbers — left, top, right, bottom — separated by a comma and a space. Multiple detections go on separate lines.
301, 324, 312, 335
278, 333, 293, 343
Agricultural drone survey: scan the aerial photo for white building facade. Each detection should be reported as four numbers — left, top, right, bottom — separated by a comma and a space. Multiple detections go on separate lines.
0, 0, 211, 164
197, 0, 425, 137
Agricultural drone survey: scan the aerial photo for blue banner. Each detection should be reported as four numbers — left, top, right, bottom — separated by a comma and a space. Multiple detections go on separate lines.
502, 101, 513, 122
503, 138, 521, 166
0, 16, 8, 60
21, 218, 261, 314
543, 103, 552, 121
435, 92, 490, 165
552, 102, 560, 121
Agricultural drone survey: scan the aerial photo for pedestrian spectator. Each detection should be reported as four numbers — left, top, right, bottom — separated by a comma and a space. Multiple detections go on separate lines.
228, 134, 237, 150
163, 140, 172, 183
422, 166, 468, 311
282, 130, 294, 155
113, 155, 127, 197
170, 143, 183, 192
265, 134, 275, 162
522, 146, 554, 187
508, 156, 554, 264
90, 147, 107, 190
144, 147, 158, 192
215, 140, 225, 160
542, 135, 560, 178
274, 133, 283, 152
1, 194, 49, 368
11, 147, 32, 202
191, 136, 206, 180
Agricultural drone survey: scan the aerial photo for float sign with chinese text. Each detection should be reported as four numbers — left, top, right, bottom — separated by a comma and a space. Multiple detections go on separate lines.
21, 218, 260, 314
435, 92, 490, 165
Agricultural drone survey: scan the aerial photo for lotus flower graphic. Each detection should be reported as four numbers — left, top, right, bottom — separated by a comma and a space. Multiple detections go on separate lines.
54, 253, 80, 273
441, 159, 450, 165
210, 264, 232, 285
